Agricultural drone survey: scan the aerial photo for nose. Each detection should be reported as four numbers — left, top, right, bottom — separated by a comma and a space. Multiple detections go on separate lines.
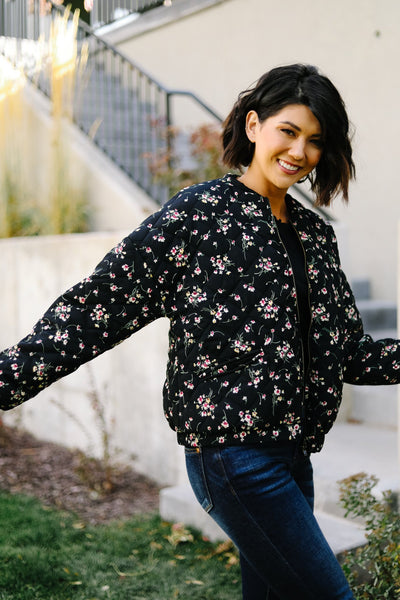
288, 138, 306, 161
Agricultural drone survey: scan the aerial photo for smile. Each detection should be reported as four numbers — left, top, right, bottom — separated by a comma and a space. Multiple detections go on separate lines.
278, 159, 301, 173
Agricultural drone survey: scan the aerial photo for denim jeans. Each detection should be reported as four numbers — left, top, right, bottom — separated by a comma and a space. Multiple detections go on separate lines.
185, 444, 354, 600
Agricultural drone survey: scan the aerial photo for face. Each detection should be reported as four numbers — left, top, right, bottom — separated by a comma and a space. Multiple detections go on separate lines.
243, 104, 323, 200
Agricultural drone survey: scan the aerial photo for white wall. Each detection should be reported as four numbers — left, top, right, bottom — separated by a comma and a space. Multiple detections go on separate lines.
0, 233, 187, 487
114, 0, 400, 302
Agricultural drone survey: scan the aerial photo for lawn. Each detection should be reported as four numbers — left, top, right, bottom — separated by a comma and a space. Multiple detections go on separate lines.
0, 491, 241, 599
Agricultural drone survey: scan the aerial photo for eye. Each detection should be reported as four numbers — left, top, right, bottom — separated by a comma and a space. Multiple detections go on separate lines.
281, 128, 295, 137
310, 138, 323, 149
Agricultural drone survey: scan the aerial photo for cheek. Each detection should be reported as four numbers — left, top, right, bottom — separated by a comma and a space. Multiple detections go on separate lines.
310, 149, 323, 168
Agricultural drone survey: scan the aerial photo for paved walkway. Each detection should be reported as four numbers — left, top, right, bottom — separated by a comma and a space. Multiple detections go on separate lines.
313, 421, 399, 515
312, 421, 399, 554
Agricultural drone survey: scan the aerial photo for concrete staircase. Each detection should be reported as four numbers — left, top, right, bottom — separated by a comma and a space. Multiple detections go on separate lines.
160, 278, 399, 556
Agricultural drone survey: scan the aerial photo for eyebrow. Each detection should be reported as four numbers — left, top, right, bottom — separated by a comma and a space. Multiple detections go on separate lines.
279, 120, 322, 138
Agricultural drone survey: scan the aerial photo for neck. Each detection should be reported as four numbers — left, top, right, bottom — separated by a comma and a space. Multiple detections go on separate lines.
269, 198, 289, 223
237, 172, 289, 221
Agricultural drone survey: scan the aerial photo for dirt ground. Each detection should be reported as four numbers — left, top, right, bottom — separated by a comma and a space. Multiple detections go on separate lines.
0, 423, 160, 524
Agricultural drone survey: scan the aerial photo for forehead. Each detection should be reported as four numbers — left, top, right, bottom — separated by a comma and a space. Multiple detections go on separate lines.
270, 104, 321, 135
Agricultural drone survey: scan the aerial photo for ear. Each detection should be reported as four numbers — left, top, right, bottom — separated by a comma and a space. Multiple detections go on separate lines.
245, 110, 259, 142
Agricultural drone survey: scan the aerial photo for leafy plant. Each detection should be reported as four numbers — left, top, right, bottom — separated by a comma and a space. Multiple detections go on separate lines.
148, 123, 230, 197
339, 472, 400, 599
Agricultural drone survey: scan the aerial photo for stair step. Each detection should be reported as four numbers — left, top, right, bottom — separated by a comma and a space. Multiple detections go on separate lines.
352, 278, 371, 301
159, 485, 366, 556
315, 511, 366, 556
356, 299, 397, 332
312, 422, 399, 518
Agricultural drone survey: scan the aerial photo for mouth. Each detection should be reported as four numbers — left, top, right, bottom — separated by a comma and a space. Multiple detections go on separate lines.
278, 159, 302, 174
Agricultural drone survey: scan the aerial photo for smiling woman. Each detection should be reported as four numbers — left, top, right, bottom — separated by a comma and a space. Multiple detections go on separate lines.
237, 105, 323, 220
222, 64, 355, 208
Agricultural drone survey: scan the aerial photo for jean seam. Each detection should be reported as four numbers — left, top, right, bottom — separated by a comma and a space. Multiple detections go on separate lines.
186, 448, 214, 513
199, 451, 213, 513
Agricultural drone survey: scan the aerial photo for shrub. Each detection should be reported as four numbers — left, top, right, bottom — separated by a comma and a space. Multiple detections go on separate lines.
339, 472, 400, 599
147, 123, 230, 197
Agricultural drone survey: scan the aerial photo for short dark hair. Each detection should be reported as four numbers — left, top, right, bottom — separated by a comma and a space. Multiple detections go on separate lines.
222, 64, 355, 206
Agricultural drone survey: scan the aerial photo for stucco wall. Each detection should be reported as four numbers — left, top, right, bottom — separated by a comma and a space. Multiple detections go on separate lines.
0, 233, 187, 487
113, 0, 400, 302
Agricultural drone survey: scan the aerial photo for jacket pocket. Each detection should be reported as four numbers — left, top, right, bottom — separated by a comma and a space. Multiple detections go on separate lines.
201, 349, 264, 381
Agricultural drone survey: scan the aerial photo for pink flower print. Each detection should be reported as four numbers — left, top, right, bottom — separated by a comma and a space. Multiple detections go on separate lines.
114, 243, 125, 256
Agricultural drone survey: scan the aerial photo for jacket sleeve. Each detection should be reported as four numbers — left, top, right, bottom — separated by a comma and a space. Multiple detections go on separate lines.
0, 232, 163, 410
0, 191, 195, 411
333, 233, 400, 385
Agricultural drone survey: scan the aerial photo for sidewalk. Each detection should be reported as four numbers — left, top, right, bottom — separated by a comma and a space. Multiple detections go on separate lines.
313, 421, 399, 516
312, 421, 399, 554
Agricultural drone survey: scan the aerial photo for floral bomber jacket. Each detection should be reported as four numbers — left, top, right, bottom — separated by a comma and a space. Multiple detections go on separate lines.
1, 174, 400, 454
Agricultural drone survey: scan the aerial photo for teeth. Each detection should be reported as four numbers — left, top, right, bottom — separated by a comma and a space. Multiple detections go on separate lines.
279, 159, 299, 171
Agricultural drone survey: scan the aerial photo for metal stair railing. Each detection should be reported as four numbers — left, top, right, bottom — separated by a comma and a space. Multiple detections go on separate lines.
0, 0, 165, 35
1, 0, 224, 204
0, 0, 325, 215
91, 0, 165, 30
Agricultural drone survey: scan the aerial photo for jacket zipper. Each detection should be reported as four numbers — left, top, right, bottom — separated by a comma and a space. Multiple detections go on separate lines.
274, 218, 313, 450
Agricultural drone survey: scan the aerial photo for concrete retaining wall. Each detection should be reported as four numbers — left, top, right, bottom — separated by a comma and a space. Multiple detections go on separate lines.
0, 233, 187, 487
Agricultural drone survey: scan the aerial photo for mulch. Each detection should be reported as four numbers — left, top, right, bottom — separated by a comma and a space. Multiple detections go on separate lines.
0, 423, 161, 525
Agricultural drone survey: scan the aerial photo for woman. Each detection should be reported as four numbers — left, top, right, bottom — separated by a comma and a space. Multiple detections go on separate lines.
0, 64, 399, 599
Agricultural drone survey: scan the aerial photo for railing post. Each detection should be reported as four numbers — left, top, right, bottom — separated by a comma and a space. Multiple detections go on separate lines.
166, 90, 172, 130
166, 91, 173, 172
0, 0, 5, 36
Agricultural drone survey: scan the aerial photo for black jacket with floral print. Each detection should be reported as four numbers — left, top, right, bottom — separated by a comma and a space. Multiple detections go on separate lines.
1, 174, 400, 453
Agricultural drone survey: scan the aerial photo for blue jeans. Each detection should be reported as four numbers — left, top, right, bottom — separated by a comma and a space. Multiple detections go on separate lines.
185, 444, 354, 600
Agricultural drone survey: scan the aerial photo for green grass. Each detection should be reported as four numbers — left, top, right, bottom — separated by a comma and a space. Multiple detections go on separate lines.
0, 491, 241, 599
